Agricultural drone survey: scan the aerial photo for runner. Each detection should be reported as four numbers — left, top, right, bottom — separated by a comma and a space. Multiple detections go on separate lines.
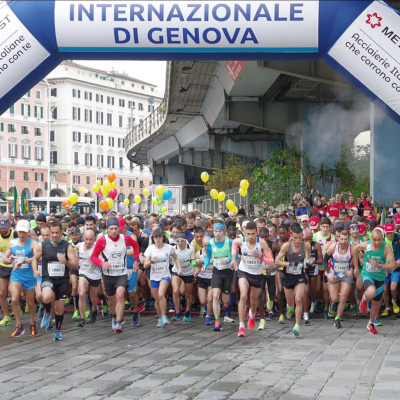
324, 230, 354, 328
197, 236, 213, 325
353, 227, 395, 334
203, 222, 234, 331
143, 228, 182, 327
76, 230, 102, 327
3, 220, 40, 337
69, 226, 83, 320
276, 224, 310, 337
32, 220, 78, 340
231, 221, 274, 337
90, 218, 140, 333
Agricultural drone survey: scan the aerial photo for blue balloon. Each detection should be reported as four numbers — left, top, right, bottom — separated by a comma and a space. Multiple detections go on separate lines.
162, 189, 172, 201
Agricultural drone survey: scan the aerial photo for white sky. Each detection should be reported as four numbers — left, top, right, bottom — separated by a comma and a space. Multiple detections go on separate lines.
74, 60, 167, 96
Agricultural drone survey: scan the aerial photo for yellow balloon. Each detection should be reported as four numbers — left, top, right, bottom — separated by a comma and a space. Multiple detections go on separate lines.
155, 185, 166, 197
100, 187, 108, 196
239, 188, 247, 197
124, 199, 129, 206
240, 179, 249, 190
80, 186, 85, 193
201, 172, 209, 183
152, 197, 159, 205
103, 180, 111, 192
210, 189, 218, 200
96, 180, 102, 187
134, 195, 142, 204
226, 199, 234, 210
107, 198, 114, 208
162, 206, 168, 213
69, 193, 78, 205
111, 181, 116, 189
92, 185, 99, 192
232, 206, 238, 214
143, 188, 150, 195
217, 192, 226, 202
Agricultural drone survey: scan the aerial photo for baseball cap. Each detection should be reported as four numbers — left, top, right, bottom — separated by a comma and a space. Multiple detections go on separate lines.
14, 212, 23, 218
152, 228, 164, 237
395, 214, 400, 225
71, 227, 81, 235
15, 220, 30, 233
359, 224, 367, 235
351, 207, 358, 211
384, 223, 395, 233
89, 214, 98, 220
76, 217, 85, 226
176, 232, 186, 240
334, 221, 345, 230
366, 214, 377, 221
61, 216, 70, 223
309, 216, 320, 230
117, 217, 126, 231
303, 228, 313, 238
0, 216, 10, 229
36, 213, 47, 223
300, 215, 309, 222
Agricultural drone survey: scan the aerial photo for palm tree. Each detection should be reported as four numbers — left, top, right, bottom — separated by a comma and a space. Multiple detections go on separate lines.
313, 161, 333, 197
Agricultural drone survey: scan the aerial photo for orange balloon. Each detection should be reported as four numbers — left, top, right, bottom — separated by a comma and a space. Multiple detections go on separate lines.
99, 200, 109, 211
107, 173, 116, 183
62, 199, 71, 208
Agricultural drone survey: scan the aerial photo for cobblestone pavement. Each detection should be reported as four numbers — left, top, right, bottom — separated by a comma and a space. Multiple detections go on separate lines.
1, 312, 400, 400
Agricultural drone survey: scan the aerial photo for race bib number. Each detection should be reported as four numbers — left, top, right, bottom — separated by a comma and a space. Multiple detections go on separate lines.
80, 261, 92, 271
334, 261, 349, 273
152, 259, 168, 276
366, 261, 382, 273
111, 261, 124, 270
38, 264, 42, 273
48, 262, 65, 277
214, 257, 229, 270
14, 257, 28, 269
287, 262, 302, 275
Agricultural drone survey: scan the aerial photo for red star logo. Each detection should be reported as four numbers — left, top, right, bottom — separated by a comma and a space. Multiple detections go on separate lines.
366, 12, 382, 29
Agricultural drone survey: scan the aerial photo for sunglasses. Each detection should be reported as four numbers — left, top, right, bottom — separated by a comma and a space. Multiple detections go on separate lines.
350, 225, 359, 229
176, 239, 186, 243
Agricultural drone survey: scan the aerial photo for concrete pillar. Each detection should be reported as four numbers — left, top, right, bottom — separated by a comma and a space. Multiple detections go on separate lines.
166, 164, 185, 186
302, 103, 341, 165
370, 104, 400, 204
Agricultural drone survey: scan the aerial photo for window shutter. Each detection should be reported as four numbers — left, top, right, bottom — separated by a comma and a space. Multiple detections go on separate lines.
28, 104, 31, 116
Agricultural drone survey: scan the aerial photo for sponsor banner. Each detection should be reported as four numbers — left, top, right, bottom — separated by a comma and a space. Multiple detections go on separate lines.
328, 1, 400, 117
55, 1, 319, 52
0, 3, 50, 99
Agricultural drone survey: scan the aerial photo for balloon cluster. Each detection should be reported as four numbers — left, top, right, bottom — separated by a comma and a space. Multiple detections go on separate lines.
149, 185, 171, 213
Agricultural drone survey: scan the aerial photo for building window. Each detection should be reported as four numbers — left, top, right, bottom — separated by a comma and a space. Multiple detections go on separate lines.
96, 94, 104, 103
10, 104, 14, 114
21, 103, 31, 116
10, 170, 15, 179
0, 122, 3, 132
21, 126, 29, 135
108, 137, 115, 147
49, 130, 54, 141
141, 85, 145, 90
119, 99, 125, 107
129, 180, 135, 188
117, 138, 125, 148
35, 128, 42, 137
34, 106, 43, 119
97, 154, 104, 168
107, 96, 114, 105
22, 145, 31, 159
72, 89, 81, 98
86, 176, 90, 185
96, 111, 103, 124
50, 151, 57, 164
73, 175, 80, 184
130, 161, 134, 170
119, 115, 123, 128
138, 103, 144, 111
8, 143, 17, 158
51, 88, 57, 97
84, 91, 92, 101
52, 108, 57, 119
35, 146, 44, 161
151, 87, 154, 92
107, 113, 112, 126
96, 135, 103, 145
72, 107, 81, 120
26, 90, 30, 97
119, 157, 124, 169
74, 152, 79, 165
36, 90, 41, 99
85, 109, 93, 122
24, 172, 29, 180
107, 156, 115, 169
84, 133, 92, 144
73, 131, 81, 142
140, 180, 144, 188
35, 172, 44, 181
85, 153, 93, 166
128, 101, 135, 108
120, 178, 123, 186
8, 124, 15, 133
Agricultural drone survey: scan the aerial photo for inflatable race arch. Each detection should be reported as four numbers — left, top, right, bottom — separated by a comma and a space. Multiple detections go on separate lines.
1, 0, 400, 123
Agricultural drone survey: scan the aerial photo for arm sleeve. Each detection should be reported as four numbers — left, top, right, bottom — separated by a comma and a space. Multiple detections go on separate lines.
261, 250, 274, 266
231, 240, 239, 260
323, 253, 332, 273
90, 236, 107, 267
204, 242, 212, 268
125, 236, 140, 261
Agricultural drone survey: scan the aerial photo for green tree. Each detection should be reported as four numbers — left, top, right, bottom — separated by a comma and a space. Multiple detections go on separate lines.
205, 155, 253, 192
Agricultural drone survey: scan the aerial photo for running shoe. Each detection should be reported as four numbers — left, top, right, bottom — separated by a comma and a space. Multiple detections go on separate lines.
85, 308, 91, 319
266, 311, 274, 321
247, 315, 256, 331
183, 311, 191, 322
90, 311, 97, 324
324, 309, 329, 319
367, 323, 377, 334
304, 318, 310, 325
137, 302, 145, 313
53, 330, 62, 341
172, 312, 181, 321
40, 311, 51, 328
334, 318, 342, 329
30, 322, 39, 337
213, 321, 221, 331
381, 308, 390, 317
46, 322, 54, 331
77, 318, 85, 327
237, 327, 245, 337
292, 324, 300, 337
162, 315, 171, 326
310, 301, 317, 314
286, 309, 293, 319
278, 314, 284, 324
258, 319, 266, 330
132, 312, 139, 327
102, 305, 110, 318
393, 302, 400, 314
11, 324, 25, 338
156, 319, 163, 328
121, 318, 126, 325
0, 316, 11, 326
72, 309, 80, 320
224, 315, 235, 323
374, 318, 382, 326
111, 316, 117, 330
114, 323, 123, 334
359, 296, 367, 314
37, 307, 44, 318
154, 314, 159, 319
328, 305, 335, 318
205, 316, 212, 326
199, 307, 205, 317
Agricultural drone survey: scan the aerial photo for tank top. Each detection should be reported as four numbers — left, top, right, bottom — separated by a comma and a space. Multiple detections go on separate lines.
239, 237, 263, 275
172, 244, 195, 276
263, 239, 276, 276
362, 240, 387, 281
78, 243, 102, 280
331, 243, 352, 277
101, 234, 128, 276
198, 248, 213, 279
42, 240, 70, 280
210, 237, 231, 271
11, 238, 34, 275
0, 229, 16, 268
284, 242, 305, 276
